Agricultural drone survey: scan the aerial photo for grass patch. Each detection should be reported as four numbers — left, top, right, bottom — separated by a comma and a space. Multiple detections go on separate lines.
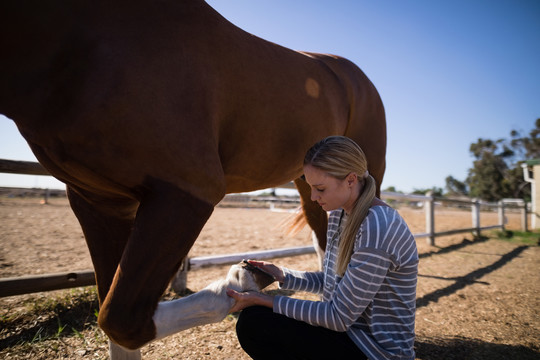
0, 287, 103, 349
494, 229, 540, 246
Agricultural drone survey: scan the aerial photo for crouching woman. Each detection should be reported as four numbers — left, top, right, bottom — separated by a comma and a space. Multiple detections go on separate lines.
227, 136, 418, 360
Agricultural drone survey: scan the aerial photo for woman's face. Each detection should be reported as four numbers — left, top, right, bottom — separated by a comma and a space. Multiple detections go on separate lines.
304, 164, 359, 214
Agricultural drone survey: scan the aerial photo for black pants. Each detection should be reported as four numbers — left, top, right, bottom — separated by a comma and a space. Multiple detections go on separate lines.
236, 306, 368, 360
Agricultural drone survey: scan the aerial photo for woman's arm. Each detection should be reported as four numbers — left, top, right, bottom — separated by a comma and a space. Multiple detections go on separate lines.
274, 249, 393, 331
274, 207, 414, 332
226, 289, 274, 313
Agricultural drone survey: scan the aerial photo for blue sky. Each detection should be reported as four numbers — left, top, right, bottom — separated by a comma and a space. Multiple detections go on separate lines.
1, 0, 539, 193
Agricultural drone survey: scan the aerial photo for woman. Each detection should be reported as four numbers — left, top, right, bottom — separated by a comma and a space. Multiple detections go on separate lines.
227, 136, 418, 360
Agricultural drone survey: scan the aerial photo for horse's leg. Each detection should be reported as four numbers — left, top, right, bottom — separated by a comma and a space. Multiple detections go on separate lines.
66, 187, 141, 359
294, 177, 327, 267
96, 179, 215, 350
67, 187, 137, 304
109, 340, 142, 360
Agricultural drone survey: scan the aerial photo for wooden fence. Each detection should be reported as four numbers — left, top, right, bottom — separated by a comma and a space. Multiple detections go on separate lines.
382, 191, 528, 245
0, 158, 529, 297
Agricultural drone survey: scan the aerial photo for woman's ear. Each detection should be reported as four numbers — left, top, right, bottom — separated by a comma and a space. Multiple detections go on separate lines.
347, 172, 358, 186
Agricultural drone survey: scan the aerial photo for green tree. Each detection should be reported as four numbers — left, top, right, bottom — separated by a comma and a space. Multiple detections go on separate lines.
466, 144, 509, 201
510, 118, 540, 160
445, 175, 468, 196
464, 119, 539, 201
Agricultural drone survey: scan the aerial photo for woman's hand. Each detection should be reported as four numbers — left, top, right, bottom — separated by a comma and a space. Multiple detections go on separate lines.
246, 260, 285, 284
226, 289, 274, 313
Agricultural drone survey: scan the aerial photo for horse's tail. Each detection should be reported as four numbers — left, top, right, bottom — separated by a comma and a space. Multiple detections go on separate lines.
288, 177, 328, 250
282, 208, 308, 237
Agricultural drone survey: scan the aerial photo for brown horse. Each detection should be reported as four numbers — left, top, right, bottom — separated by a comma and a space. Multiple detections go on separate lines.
0, 0, 386, 355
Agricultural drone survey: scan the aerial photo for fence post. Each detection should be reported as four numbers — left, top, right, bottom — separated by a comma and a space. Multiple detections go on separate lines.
471, 198, 481, 237
498, 200, 505, 231
522, 201, 528, 232
170, 256, 190, 293
425, 191, 435, 246
42, 188, 50, 205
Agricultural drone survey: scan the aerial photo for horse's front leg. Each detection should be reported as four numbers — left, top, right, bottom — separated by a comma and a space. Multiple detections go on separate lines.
67, 187, 140, 359
97, 179, 215, 351
109, 340, 142, 360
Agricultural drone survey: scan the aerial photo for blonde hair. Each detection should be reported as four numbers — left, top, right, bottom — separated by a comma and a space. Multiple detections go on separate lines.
304, 136, 376, 276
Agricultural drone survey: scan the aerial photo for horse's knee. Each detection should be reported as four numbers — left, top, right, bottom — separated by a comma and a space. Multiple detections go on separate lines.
98, 302, 157, 350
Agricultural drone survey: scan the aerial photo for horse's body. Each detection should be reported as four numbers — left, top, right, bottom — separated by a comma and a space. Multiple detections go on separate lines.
0, 0, 386, 354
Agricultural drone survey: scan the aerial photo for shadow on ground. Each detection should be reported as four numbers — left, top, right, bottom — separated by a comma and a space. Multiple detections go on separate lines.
416, 245, 528, 308
419, 236, 489, 260
415, 336, 540, 360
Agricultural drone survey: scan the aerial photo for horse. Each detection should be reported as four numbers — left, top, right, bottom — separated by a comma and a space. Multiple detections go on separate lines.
0, 0, 386, 357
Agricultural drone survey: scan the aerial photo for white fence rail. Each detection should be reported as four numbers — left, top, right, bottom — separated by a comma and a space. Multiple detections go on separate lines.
381, 191, 528, 245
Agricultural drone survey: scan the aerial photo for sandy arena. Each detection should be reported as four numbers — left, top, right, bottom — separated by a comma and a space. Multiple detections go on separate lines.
1, 197, 539, 359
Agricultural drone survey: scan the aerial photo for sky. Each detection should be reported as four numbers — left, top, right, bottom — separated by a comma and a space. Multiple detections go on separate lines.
1, 0, 539, 193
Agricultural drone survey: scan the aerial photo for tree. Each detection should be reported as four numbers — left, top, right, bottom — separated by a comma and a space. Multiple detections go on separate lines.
463, 119, 539, 202
466, 144, 509, 201
510, 118, 540, 160
445, 175, 468, 196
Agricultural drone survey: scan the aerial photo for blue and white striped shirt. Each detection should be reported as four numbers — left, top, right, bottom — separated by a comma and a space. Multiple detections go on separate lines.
274, 206, 418, 360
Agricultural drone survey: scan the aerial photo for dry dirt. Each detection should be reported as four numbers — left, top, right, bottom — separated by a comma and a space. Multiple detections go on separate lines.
0, 197, 539, 359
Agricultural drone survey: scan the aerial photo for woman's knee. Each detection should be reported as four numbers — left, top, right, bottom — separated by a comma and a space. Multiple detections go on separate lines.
236, 306, 282, 359
236, 306, 270, 340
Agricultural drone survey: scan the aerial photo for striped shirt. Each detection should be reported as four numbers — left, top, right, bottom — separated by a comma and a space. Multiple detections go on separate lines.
274, 206, 418, 360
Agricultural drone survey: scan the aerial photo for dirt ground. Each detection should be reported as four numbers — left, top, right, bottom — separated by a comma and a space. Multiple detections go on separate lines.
0, 197, 539, 359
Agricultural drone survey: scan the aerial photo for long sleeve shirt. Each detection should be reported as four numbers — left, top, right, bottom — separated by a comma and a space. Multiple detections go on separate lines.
274, 205, 418, 360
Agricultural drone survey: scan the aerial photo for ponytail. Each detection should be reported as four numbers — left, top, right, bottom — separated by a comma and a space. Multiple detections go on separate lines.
336, 174, 376, 276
